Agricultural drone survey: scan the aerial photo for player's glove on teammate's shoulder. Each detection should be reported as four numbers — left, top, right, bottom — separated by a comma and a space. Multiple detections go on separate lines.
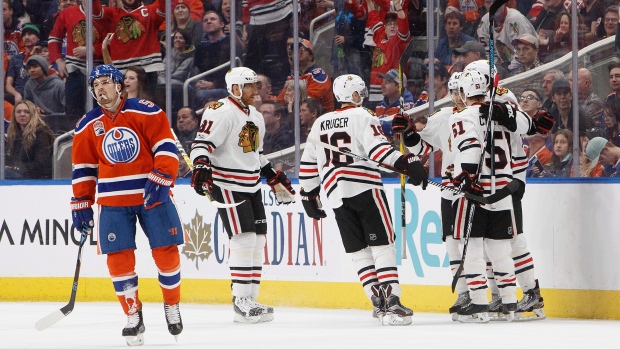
533, 110, 553, 135
394, 154, 428, 189
300, 186, 327, 220
261, 163, 295, 204
391, 113, 421, 147
144, 169, 173, 209
191, 156, 213, 196
479, 101, 517, 132
71, 197, 94, 230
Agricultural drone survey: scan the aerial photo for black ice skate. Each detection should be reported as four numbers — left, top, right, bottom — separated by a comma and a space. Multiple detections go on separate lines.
249, 297, 274, 323
502, 302, 517, 322
370, 285, 385, 323
457, 302, 490, 323
164, 302, 183, 340
233, 296, 262, 323
515, 280, 546, 321
122, 310, 145, 346
449, 292, 471, 321
381, 285, 413, 326
487, 293, 505, 321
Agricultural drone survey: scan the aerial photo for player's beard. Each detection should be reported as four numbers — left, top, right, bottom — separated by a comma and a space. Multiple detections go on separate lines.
98, 91, 121, 111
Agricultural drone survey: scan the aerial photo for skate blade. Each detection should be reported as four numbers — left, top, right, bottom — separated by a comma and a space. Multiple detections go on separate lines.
451, 312, 459, 321
124, 333, 145, 346
258, 313, 274, 323
515, 309, 546, 321
384, 314, 412, 326
488, 311, 506, 321
233, 313, 261, 324
457, 313, 490, 323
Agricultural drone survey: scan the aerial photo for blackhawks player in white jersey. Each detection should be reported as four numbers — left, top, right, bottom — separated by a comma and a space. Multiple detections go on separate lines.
299, 74, 428, 325
448, 70, 520, 323
190, 67, 296, 324
463, 60, 551, 321
392, 72, 472, 320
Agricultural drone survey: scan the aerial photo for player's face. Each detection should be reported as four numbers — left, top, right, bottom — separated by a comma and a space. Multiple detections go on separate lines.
241, 83, 259, 106
553, 134, 570, 158
610, 68, 620, 92
177, 108, 198, 132
92, 76, 120, 105
515, 43, 537, 66
14, 103, 31, 129
124, 71, 138, 95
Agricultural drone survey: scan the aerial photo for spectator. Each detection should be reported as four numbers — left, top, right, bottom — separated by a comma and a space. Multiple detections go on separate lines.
299, 97, 322, 143
4, 100, 55, 179
452, 40, 496, 75
519, 88, 544, 117
510, 33, 542, 76
216, 0, 245, 50
526, 0, 544, 21
242, 0, 293, 90
175, 106, 199, 153
538, 12, 583, 62
525, 131, 552, 177
580, 0, 606, 43
156, 30, 197, 113
49, 0, 105, 122
586, 136, 620, 176
478, 0, 537, 71
255, 74, 276, 107
278, 37, 334, 112
23, 55, 65, 115
260, 100, 294, 155
538, 129, 574, 177
282, 79, 308, 117
375, 69, 414, 118
3, 0, 24, 59
5, 23, 41, 104
432, 11, 476, 68
92, 0, 166, 97
367, 0, 410, 106
532, 0, 568, 35
169, 0, 203, 47
445, 0, 485, 37
592, 5, 619, 43
541, 69, 564, 111
39, 0, 77, 43
124, 66, 152, 101
414, 63, 450, 107
606, 61, 620, 101
331, 0, 365, 78
603, 98, 620, 146
568, 67, 604, 130
193, 10, 236, 108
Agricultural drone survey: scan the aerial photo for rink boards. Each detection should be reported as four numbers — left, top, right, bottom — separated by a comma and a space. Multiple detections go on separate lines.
1, 180, 619, 320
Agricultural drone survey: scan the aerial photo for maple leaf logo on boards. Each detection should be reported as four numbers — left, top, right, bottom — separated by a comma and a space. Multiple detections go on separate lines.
182, 210, 213, 269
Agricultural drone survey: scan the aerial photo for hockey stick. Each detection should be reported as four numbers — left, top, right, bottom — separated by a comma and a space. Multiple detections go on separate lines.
307, 138, 517, 205
35, 225, 89, 331
397, 40, 416, 260
450, 0, 510, 292
171, 128, 243, 209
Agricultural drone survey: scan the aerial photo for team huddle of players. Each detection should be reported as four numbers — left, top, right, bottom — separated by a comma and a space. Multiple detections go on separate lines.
69, 59, 550, 346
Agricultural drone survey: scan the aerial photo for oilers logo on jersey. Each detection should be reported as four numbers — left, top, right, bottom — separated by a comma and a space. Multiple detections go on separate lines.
238, 121, 260, 153
103, 127, 140, 163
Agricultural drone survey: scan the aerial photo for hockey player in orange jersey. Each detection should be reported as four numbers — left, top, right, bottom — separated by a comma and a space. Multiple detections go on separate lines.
70, 65, 185, 346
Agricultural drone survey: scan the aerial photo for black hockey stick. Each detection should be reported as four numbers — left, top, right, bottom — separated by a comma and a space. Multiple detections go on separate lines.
450, 0, 510, 293
397, 40, 416, 260
307, 138, 518, 205
35, 225, 89, 331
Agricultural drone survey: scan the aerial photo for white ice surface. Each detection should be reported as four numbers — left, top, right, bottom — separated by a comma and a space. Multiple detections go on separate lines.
2, 302, 617, 349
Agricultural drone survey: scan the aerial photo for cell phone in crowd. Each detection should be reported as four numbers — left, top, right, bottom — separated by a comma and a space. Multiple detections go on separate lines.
533, 159, 544, 172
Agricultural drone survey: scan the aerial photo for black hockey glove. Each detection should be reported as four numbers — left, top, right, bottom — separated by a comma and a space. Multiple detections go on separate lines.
300, 186, 327, 220
452, 170, 484, 197
533, 110, 554, 135
391, 113, 421, 147
262, 163, 296, 204
191, 156, 213, 196
394, 154, 428, 189
479, 101, 517, 132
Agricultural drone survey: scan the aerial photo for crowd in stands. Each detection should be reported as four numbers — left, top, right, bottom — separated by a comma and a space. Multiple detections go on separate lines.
5, 0, 620, 179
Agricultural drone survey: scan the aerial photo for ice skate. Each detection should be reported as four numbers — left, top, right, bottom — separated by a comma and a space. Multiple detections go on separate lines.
502, 302, 517, 322
381, 285, 413, 326
233, 296, 262, 323
449, 292, 471, 321
164, 302, 183, 340
457, 302, 490, 323
515, 282, 546, 321
487, 293, 505, 321
122, 310, 145, 346
370, 285, 385, 324
249, 297, 274, 323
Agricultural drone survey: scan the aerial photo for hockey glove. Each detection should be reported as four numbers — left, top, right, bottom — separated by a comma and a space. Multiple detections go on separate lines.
394, 154, 428, 189
191, 156, 213, 196
479, 101, 517, 132
391, 113, 421, 147
452, 170, 484, 197
71, 197, 94, 230
533, 110, 554, 135
300, 187, 327, 220
265, 169, 296, 204
144, 170, 173, 210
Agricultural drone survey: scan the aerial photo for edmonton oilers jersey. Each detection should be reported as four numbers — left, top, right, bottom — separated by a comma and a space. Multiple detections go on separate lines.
72, 98, 179, 207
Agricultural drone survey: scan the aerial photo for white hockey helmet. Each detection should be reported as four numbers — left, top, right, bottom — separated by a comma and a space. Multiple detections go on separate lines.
463, 59, 498, 89
225, 67, 259, 96
448, 72, 462, 91
333, 74, 368, 106
459, 71, 487, 99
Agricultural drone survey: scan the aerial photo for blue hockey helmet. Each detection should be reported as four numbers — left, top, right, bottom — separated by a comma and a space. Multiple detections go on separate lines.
88, 64, 124, 88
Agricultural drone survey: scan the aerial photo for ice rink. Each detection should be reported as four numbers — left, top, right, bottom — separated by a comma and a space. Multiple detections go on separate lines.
1, 302, 616, 348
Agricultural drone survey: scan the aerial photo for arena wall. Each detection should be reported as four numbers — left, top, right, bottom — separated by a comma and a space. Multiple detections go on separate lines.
1, 180, 619, 319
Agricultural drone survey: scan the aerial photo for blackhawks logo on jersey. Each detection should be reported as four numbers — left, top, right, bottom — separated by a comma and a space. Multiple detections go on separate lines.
363, 107, 376, 116
238, 121, 260, 153
73, 20, 100, 46
495, 87, 509, 96
115, 16, 146, 43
